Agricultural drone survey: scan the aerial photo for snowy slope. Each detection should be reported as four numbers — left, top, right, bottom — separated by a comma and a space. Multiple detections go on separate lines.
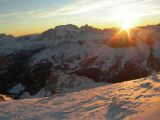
0, 73, 160, 120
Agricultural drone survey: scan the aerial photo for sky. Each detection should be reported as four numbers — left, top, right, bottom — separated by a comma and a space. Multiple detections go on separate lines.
0, 0, 160, 36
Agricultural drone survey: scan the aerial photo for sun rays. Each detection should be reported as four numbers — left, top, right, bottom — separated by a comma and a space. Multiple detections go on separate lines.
122, 21, 134, 31
107, 20, 155, 48
107, 24, 136, 48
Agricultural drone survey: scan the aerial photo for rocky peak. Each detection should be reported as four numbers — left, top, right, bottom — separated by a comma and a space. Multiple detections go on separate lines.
54, 24, 79, 31
41, 24, 80, 40
80, 24, 100, 32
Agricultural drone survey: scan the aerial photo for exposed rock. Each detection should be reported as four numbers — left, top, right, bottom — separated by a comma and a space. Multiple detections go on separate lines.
0, 24, 160, 98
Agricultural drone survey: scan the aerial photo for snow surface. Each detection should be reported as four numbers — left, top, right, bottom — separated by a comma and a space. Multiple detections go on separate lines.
1, 73, 160, 120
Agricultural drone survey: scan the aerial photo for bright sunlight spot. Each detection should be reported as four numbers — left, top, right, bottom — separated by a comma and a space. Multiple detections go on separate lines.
122, 21, 134, 30
114, 11, 138, 31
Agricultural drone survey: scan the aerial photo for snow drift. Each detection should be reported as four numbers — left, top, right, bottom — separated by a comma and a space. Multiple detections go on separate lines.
0, 73, 160, 120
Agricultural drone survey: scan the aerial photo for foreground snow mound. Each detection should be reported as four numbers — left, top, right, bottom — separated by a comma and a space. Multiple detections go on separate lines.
0, 73, 160, 120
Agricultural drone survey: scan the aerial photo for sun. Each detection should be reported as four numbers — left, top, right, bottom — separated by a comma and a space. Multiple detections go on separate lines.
121, 21, 134, 30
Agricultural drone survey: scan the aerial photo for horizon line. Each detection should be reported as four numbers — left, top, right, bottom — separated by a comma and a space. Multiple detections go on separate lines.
1, 23, 160, 37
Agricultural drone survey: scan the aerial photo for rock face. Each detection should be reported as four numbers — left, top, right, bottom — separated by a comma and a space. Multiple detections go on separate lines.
0, 24, 160, 98
41, 24, 80, 40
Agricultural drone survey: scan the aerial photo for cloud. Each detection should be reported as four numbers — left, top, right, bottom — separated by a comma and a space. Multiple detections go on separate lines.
1, 0, 160, 23
28, 0, 160, 22
0, 12, 20, 18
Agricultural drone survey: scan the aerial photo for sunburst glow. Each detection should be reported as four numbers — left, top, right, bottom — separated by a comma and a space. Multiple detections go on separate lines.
121, 21, 135, 30
122, 22, 133, 30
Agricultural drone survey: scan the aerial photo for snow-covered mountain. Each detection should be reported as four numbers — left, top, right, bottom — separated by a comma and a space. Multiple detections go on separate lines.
0, 24, 160, 98
1, 73, 160, 120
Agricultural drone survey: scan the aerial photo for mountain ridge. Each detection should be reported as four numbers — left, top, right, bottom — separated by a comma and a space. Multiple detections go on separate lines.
0, 24, 160, 98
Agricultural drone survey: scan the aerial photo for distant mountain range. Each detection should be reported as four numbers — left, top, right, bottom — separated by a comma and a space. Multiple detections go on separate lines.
0, 24, 160, 99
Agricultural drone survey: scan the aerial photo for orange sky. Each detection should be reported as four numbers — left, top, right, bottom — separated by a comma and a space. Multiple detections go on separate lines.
0, 0, 160, 36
